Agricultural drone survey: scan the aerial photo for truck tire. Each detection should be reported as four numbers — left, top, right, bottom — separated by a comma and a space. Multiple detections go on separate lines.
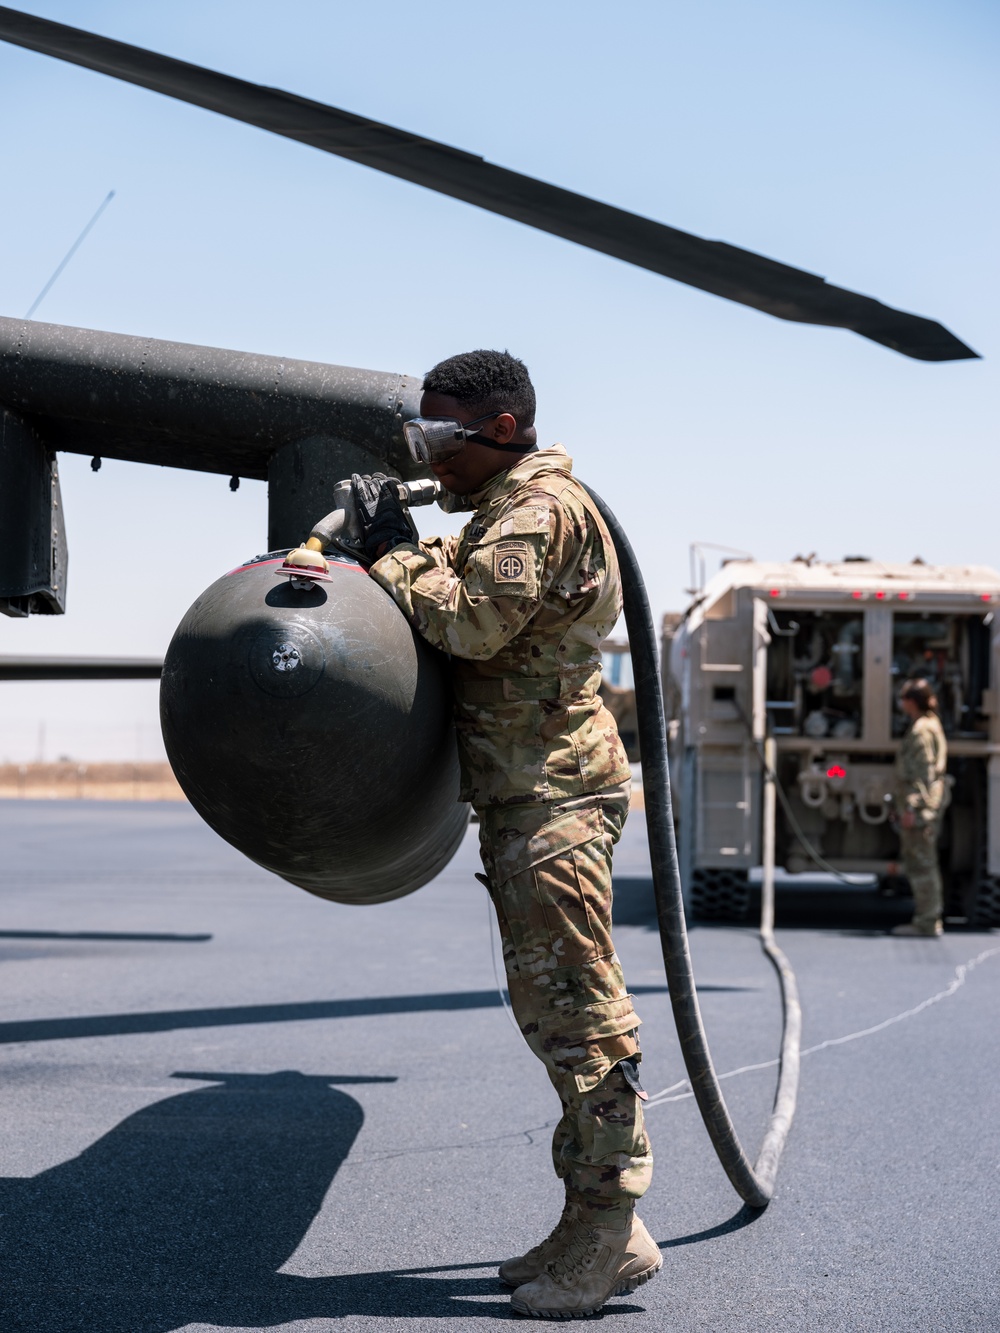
968, 874, 1000, 929
944, 800, 977, 920
690, 867, 751, 923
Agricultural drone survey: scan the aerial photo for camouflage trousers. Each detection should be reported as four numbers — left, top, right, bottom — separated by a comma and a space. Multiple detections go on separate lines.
478, 785, 653, 1221
899, 818, 944, 930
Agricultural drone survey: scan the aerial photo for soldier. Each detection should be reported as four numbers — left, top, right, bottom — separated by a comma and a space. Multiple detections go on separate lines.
891, 678, 948, 937
350, 349, 660, 1318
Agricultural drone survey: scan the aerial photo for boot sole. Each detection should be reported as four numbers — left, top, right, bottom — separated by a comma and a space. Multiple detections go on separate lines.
510, 1256, 662, 1318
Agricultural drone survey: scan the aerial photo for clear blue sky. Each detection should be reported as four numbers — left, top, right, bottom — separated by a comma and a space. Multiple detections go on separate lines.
0, 0, 996, 760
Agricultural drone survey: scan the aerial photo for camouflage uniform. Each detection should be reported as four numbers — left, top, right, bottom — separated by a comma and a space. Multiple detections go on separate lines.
370, 445, 651, 1219
893, 712, 948, 931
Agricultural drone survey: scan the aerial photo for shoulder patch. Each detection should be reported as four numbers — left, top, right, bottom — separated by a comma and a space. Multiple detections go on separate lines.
494, 541, 530, 583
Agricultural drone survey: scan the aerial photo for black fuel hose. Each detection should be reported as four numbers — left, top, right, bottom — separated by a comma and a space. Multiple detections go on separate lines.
584, 485, 800, 1209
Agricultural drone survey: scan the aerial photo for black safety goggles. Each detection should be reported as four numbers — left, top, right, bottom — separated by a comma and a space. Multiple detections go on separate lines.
403, 412, 535, 466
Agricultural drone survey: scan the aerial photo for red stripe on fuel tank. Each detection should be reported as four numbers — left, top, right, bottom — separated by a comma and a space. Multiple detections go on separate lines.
224, 558, 366, 577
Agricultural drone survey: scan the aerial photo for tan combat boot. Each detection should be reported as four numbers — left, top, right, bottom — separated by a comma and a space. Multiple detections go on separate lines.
509, 1211, 662, 1318
891, 921, 943, 937
498, 1198, 580, 1287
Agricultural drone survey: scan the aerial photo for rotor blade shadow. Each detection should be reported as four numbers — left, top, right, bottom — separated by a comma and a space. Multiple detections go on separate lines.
0, 986, 679, 1046
0, 929, 211, 942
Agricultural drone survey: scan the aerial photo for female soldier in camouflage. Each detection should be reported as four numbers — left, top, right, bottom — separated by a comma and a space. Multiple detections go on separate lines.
892, 678, 948, 937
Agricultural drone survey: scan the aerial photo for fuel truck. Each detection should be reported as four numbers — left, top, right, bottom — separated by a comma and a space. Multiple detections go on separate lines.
660, 557, 1000, 926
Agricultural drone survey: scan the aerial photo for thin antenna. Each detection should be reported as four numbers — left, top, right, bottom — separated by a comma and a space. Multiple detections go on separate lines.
25, 189, 116, 319
687, 541, 754, 594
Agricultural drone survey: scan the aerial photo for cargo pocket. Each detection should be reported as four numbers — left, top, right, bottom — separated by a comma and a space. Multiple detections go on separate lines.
489, 804, 603, 882
582, 1062, 650, 1167
535, 994, 640, 1071
490, 805, 613, 967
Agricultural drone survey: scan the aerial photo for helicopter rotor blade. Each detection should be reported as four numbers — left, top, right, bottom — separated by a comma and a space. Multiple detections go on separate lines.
0, 5, 978, 362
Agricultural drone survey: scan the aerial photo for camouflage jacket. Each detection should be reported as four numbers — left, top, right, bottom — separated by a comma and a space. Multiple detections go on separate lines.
894, 712, 948, 820
369, 445, 631, 808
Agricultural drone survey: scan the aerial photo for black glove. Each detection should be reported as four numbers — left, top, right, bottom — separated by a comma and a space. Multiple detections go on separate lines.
350, 473, 414, 562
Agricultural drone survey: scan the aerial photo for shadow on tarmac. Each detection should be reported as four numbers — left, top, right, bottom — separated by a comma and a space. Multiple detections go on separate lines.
0, 985, 693, 1048
614, 875, 913, 932
657, 1202, 762, 1248
0, 929, 213, 942
0, 1069, 590, 1330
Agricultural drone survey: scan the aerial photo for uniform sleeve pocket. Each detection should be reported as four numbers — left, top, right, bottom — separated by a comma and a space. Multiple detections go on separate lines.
466, 539, 538, 599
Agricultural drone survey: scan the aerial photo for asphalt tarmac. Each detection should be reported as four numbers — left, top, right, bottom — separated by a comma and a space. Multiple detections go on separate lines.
0, 800, 997, 1332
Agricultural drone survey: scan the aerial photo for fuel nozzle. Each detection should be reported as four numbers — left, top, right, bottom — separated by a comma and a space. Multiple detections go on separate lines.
276, 476, 444, 585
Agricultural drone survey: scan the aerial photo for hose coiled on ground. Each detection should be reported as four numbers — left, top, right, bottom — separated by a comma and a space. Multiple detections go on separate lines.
584, 485, 801, 1209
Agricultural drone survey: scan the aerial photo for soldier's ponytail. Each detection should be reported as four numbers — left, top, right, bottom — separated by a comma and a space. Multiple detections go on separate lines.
900, 678, 938, 715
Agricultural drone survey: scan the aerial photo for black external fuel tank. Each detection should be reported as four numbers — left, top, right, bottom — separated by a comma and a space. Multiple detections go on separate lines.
160, 550, 468, 905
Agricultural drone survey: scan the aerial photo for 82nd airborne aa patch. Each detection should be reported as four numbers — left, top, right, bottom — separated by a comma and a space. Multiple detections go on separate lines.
493, 541, 529, 584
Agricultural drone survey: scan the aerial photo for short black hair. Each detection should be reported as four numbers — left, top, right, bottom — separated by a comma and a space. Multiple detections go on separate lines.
423, 349, 536, 427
